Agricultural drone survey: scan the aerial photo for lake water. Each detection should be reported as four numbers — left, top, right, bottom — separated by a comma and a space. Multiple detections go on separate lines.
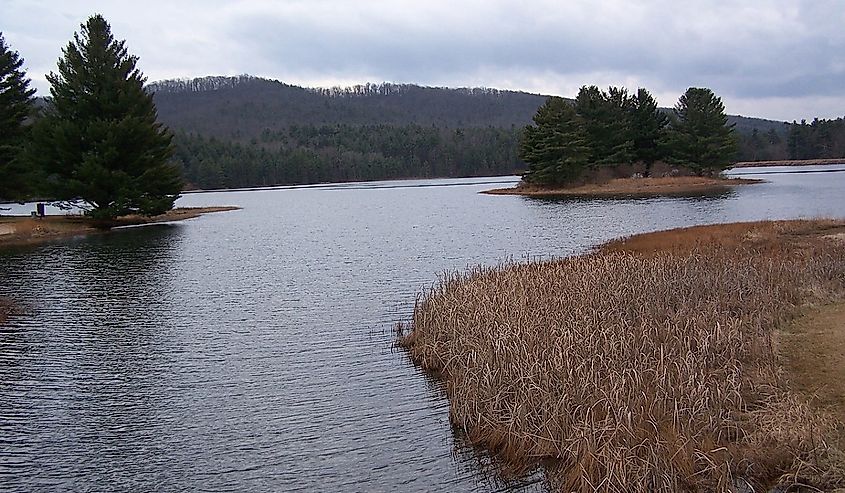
1, 166, 844, 492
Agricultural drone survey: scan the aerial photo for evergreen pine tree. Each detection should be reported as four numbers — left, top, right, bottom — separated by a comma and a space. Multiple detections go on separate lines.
574, 85, 633, 165
0, 33, 36, 201
629, 88, 669, 176
28, 14, 182, 219
665, 87, 738, 174
519, 97, 589, 186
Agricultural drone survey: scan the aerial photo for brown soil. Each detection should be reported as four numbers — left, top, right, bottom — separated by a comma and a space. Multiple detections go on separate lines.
483, 176, 760, 198
0, 206, 239, 247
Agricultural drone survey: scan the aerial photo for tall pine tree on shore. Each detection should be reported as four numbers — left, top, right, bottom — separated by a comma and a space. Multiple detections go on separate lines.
0, 33, 36, 201
28, 14, 182, 219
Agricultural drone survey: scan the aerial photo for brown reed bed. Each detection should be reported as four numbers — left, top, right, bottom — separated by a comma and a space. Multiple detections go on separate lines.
397, 219, 845, 492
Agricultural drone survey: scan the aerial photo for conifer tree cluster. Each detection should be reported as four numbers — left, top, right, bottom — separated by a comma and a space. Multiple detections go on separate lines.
1, 15, 181, 220
520, 85, 738, 186
0, 33, 36, 201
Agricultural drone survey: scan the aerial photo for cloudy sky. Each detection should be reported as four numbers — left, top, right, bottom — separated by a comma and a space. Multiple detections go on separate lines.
3, 0, 843, 121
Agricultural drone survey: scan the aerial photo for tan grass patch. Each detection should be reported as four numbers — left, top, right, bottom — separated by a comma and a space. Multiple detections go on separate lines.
398, 219, 845, 491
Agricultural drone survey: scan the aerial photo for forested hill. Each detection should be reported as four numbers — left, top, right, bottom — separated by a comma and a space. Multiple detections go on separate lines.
150, 75, 544, 137
147, 75, 796, 189
150, 75, 783, 138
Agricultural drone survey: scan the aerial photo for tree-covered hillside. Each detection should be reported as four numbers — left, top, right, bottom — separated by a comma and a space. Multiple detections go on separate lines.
150, 76, 544, 136
172, 125, 520, 189
150, 75, 800, 189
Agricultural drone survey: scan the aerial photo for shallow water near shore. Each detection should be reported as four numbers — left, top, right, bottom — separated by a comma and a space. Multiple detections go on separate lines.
1, 165, 844, 491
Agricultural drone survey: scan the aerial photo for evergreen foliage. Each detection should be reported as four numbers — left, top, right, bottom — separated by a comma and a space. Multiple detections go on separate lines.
574, 86, 633, 165
629, 88, 669, 174
150, 75, 804, 187
0, 33, 36, 201
665, 87, 738, 174
518, 85, 740, 186
519, 97, 589, 186
27, 15, 181, 219
173, 124, 521, 189
786, 118, 845, 160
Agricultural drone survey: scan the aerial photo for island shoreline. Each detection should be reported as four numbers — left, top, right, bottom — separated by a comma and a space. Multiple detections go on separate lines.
482, 176, 761, 198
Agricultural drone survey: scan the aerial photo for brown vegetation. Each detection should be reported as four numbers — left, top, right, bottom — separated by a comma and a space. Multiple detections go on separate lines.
780, 303, 845, 446
397, 219, 845, 491
483, 176, 759, 198
0, 206, 239, 247
0, 297, 15, 325
735, 158, 845, 168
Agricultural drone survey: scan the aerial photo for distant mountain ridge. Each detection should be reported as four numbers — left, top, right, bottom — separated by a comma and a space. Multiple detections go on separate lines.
149, 75, 546, 137
148, 75, 787, 139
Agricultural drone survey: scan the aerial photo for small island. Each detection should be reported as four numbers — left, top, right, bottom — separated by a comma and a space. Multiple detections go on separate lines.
486, 85, 753, 198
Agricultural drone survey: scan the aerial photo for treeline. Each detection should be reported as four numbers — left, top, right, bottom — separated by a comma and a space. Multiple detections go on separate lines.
152, 75, 513, 99
151, 76, 544, 137
520, 86, 737, 186
734, 117, 845, 162
172, 124, 521, 189
786, 118, 845, 160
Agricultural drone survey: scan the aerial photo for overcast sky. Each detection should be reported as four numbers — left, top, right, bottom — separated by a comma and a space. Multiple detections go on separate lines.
3, 0, 843, 121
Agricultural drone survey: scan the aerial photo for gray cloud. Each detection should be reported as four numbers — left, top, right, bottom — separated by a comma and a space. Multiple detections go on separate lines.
3, 0, 844, 120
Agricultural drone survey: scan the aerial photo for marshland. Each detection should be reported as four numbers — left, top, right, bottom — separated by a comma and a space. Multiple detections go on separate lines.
398, 219, 845, 491
1, 166, 845, 491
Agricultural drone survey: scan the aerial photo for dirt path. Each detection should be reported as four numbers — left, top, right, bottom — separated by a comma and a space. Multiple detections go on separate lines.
781, 302, 845, 442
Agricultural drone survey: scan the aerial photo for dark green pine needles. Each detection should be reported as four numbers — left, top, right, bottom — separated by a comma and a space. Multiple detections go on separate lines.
28, 14, 182, 219
0, 33, 36, 201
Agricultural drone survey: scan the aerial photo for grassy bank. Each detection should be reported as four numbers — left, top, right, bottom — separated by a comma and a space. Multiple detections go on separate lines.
0, 206, 239, 247
483, 176, 759, 198
397, 219, 845, 491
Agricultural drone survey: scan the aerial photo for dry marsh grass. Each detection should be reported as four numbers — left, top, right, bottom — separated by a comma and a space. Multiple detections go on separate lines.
397, 220, 845, 491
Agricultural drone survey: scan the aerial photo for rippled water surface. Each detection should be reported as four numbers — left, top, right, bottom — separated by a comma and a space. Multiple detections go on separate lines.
2, 166, 844, 492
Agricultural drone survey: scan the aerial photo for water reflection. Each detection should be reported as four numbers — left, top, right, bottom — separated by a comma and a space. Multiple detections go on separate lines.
0, 225, 182, 488
525, 188, 735, 202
